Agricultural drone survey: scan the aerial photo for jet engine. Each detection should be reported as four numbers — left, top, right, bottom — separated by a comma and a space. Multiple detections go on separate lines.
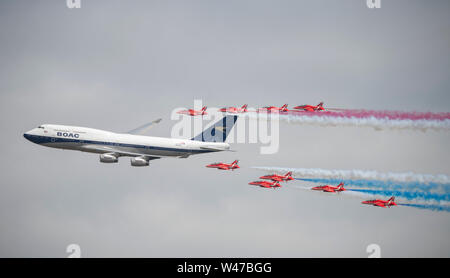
131, 157, 149, 167
99, 153, 118, 163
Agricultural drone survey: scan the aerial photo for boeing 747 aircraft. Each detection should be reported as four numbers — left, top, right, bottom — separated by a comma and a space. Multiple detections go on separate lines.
23, 116, 238, 166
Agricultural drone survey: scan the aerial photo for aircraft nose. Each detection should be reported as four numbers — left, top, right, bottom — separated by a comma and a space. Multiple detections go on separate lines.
23, 129, 41, 144
23, 132, 34, 142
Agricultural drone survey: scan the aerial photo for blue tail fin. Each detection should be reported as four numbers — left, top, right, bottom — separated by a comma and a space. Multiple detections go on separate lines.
191, 115, 238, 142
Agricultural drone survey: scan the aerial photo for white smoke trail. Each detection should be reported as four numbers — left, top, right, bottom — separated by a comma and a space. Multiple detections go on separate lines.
341, 190, 450, 208
279, 115, 450, 131
253, 166, 450, 184
281, 170, 450, 212
244, 113, 450, 131
289, 178, 450, 205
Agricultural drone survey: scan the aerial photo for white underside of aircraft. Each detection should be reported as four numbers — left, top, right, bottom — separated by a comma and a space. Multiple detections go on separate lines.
23, 115, 238, 166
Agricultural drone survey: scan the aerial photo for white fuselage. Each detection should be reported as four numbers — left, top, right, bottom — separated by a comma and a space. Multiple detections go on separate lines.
23, 124, 230, 159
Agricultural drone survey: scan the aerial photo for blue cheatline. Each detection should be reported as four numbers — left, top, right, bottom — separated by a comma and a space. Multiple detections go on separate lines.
398, 203, 450, 212
295, 178, 449, 192
348, 188, 450, 203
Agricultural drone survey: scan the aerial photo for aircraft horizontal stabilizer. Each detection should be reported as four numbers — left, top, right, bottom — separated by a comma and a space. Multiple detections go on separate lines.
200, 146, 235, 152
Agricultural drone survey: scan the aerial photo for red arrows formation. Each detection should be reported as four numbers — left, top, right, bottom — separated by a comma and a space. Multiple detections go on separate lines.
196, 100, 397, 206
205, 162, 397, 207
177, 102, 328, 116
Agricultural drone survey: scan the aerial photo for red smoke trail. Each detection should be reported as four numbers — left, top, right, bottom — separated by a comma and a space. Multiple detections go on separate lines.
289, 109, 450, 121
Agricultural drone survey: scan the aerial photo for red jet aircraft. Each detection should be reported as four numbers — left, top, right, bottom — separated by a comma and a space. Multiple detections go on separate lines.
311, 182, 345, 193
257, 104, 289, 113
206, 160, 239, 170
219, 104, 248, 113
248, 180, 282, 189
259, 171, 294, 182
293, 102, 325, 112
362, 196, 397, 208
177, 106, 207, 116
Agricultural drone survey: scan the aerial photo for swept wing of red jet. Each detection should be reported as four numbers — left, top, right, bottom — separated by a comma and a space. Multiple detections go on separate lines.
257, 104, 289, 113
219, 104, 248, 113
311, 182, 345, 193
293, 102, 325, 112
248, 180, 282, 189
362, 196, 397, 208
259, 171, 294, 182
177, 106, 207, 116
206, 160, 239, 170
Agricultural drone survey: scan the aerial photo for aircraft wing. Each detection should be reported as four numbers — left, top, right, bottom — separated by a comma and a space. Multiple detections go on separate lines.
81, 144, 161, 160
126, 118, 162, 135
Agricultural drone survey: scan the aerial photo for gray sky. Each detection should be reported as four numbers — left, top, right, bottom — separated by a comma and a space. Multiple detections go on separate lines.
0, 0, 449, 257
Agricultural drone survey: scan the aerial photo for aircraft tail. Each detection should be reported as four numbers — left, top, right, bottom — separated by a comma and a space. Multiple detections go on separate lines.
337, 182, 344, 190
201, 106, 207, 114
241, 104, 248, 111
317, 102, 324, 107
191, 115, 238, 142
285, 171, 292, 177
231, 160, 239, 166
281, 104, 288, 110
387, 196, 395, 205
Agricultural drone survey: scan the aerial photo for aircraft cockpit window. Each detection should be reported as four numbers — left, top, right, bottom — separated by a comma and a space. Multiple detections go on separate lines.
38, 126, 44, 129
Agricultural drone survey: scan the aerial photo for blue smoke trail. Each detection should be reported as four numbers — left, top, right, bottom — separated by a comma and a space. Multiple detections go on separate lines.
296, 178, 449, 193
291, 176, 450, 212
348, 188, 449, 203
296, 178, 450, 212
398, 203, 450, 212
